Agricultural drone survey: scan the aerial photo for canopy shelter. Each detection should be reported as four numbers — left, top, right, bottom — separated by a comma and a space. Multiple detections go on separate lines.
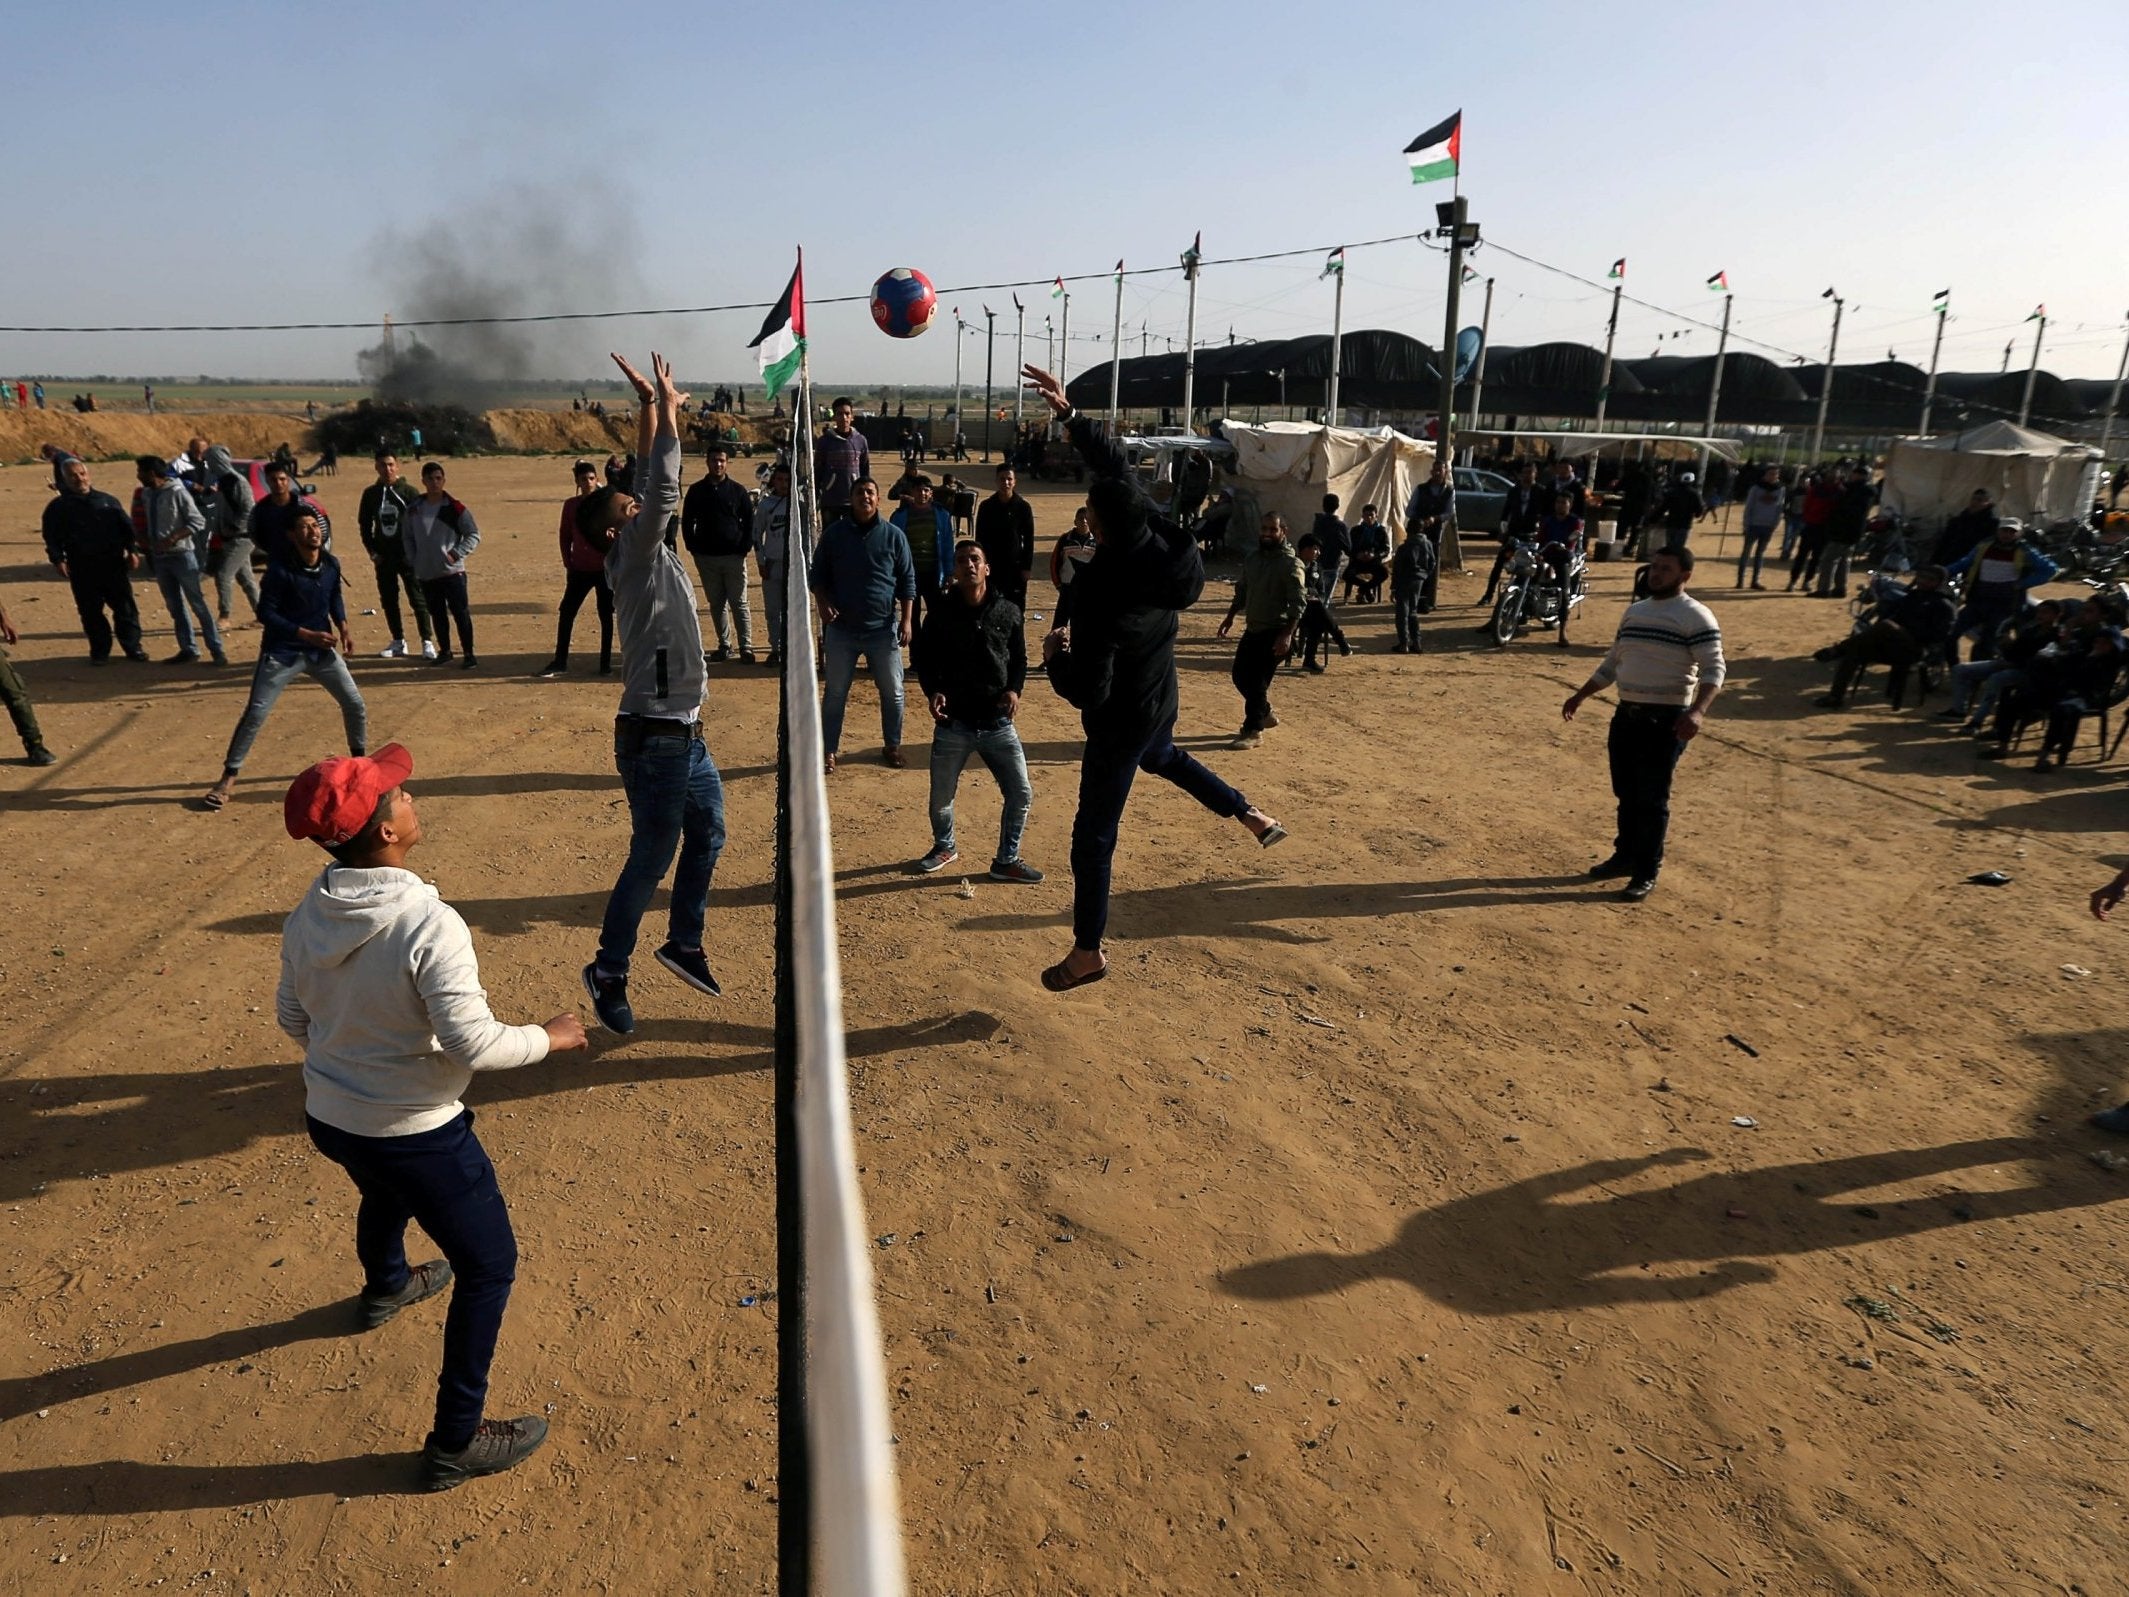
1469, 342, 1643, 418
1610, 353, 1806, 425
1067, 331, 1442, 414
1878, 420, 2101, 528
1464, 429, 1746, 464
1218, 419, 1446, 561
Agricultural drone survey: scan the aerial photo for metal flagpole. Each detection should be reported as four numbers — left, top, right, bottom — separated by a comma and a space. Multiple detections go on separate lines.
2098, 316, 2129, 465
1327, 255, 1346, 424
2019, 311, 2046, 427
982, 307, 996, 461
1045, 317, 1053, 375
1058, 290, 1071, 392
1919, 300, 1948, 435
1180, 234, 1201, 429
1698, 290, 1733, 483
1593, 280, 1622, 432
1012, 296, 1025, 437
1809, 290, 1844, 463
1108, 261, 1124, 431
1464, 275, 1495, 449
1436, 198, 1468, 568
951, 310, 964, 461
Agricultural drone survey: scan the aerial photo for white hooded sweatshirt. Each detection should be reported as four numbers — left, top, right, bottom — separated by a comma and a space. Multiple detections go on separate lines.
277, 864, 548, 1138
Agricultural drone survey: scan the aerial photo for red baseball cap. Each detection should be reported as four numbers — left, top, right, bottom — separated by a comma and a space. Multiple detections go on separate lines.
284, 744, 414, 846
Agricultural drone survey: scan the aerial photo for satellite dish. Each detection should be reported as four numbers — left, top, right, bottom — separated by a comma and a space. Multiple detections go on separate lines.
1454, 325, 1484, 383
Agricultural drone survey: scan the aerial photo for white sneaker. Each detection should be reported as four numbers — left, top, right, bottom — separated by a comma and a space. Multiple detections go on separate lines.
420, 639, 439, 660
379, 639, 408, 658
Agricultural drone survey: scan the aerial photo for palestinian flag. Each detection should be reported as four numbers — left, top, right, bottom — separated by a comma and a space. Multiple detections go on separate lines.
1933, 288, 1950, 313
748, 254, 804, 393
1113, 259, 1124, 285
1607, 258, 1625, 280
1462, 265, 1479, 285
1050, 276, 1066, 300
1322, 246, 1345, 280
1707, 270, 1729, 292
1181, 232, 1202, 280
2027, 304, 2046, 321
1404, 111, 1461, 185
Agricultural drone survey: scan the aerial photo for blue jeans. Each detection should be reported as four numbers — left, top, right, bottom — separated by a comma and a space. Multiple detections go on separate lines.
1394, 588, 1422, 648
821, 623, 905, 753
1072, 713, 1250, 948
221, 647, 368, 774
153, 550, 224, 657
928, 717, 1033, 864
306, 1109, 517, 1452
597, 729, 726, 974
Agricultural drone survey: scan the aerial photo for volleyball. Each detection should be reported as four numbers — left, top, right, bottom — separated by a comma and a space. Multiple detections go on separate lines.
869, 268, 937, 339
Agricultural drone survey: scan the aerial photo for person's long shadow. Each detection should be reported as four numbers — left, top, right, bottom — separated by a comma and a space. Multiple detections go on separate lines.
956, 872, 1603, 942
0, 1454, 418, 1515
1220, 1138, 2119, 1315
0, 1011, 1001, 1204
3, 763, 781, 814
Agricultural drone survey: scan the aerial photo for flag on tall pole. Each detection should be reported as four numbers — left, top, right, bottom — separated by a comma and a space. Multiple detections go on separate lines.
1181, 232, 1202, 280
1462, 265, 1479, 285
1112, 259, 1124, 286
2026, 304, 2046, 321
1932, 287, 1951, 313
1607, 258, 1626, 281
1321, 246, 1345, 280
1050, 276, 1066, 300
1403, 111, 1461, 185
748, 252, 805, 395
1706, 270, 1729, 292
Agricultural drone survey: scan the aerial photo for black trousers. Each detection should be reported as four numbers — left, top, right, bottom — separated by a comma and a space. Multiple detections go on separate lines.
1231, 627, 1283, 730
67, 551, 142, 659
1299, 599, 1346, 666
1607, 704, 1687, 879
421, 575, 475, 657
1828, 622, 1925, 706
373, 548, 432, 643
555, 570, 614, 667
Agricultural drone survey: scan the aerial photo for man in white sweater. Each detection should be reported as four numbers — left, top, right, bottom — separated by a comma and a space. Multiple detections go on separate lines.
1561, 545, 1726, 902
277, 743, 588, 1491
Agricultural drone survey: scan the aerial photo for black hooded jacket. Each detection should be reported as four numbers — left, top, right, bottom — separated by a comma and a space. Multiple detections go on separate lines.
1045, 415, 1205, 741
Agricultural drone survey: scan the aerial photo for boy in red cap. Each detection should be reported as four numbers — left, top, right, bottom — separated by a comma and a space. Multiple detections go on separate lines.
277, 743, 588, 1491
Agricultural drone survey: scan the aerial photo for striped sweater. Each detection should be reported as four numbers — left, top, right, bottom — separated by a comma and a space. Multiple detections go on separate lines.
1591, 593, 1725, 706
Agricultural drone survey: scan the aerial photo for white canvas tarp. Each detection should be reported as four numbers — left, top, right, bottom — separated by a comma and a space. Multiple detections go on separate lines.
1220, 419, 1446, 561
1880, 421, 2100, 527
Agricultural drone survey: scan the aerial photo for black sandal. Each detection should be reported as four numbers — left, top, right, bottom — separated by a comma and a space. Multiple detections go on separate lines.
1041, 959, 1107, 993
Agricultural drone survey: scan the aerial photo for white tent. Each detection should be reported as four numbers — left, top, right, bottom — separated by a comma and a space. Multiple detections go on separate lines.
1880, 421, 2101, 527
1219, 419, 1445, 560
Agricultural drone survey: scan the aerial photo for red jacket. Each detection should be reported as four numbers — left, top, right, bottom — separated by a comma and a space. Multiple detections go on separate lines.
1801, 481, 1840, 527
559, 494, 608, 575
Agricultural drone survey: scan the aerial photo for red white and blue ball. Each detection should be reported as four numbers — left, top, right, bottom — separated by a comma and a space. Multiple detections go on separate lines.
870, 267, 937, 338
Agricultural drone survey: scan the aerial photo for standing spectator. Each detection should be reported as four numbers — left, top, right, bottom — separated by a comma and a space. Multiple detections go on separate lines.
1736, 466, 1783, 589
1657, 470, 1704, 548
910, 539, 1042, 882
1390, 515, 1436, 653
13, 380, 25, 409
1815, 467, 1874, 598
276, 742, 587, 1491
679, 445, 755, 662
42, 457, 146, 663
890, 476, 954, 631
1560, 545, 1726, 902
201, 509, 369, 810
1048, 505, 1097, 630
32, 380, 46, 409
539, 461, 614, 677
814, 396, 870, 525
1944, 519, 2058, 665
251, 462, 325, 568
402, 462, 481, 668
1344, 504, 1391, 601
1022, 364, 1285, 994
1404, 461, 1456, 611
753, 461, 792, 668
0, 590, 57, 764
1216, 512, 1305, 748
809, 478, 915, 772
358, 451, 435, 659
134, 456, 225, 666
142, 382, 154, 414
1787, 469, 1839, 592
1310, 493, 1351, 606
1931, 488, 2000, 567
975, 464, 1037, 611
1293, 534, 1349, 671
200, 445, 262, 625
1779, 472, 1808, 561
1480, 462, 1546, 606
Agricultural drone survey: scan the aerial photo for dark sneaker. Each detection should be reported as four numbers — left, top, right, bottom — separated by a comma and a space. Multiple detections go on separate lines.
708, 646, 731, 662
420, 1415, 550, 1493
125, 650, 151, 663
166, 649, 200, 665
913, 846, 959, 874
1588, 855, 1633, 880
2091, 1104, 2129, 1135
459, 654, 479, 670
26, 747, 58, 766
989, 859, 1045, 884
430, 651, 454, 666
536, 660, 566, 679
359, 1258, 454, 1329
1621, 877, 1657, 902
740, 649, 757, 664
581, 963, 635, 1034
654, 941, 722, 998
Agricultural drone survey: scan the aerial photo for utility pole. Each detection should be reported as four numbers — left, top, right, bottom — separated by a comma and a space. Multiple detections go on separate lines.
1434, 197, 1473, 570
1180, 233, 1202, 430
1326, 251, 1347, 424
2098, 315, 2129, 465
951, 309, 964, 458
1698, 289, 1733, 483
1107, 261, 1124, 431
1809, 289, 1844, 464
2018, 310, 2047, 427
1593, 280, 1623, 432
1045, 316, 1054, 375
982, 306, 996, 461
1463, 275, 1496, 450
1918, 296, 1948, 435
1059, 288, 1071, 391
1012, 296, 1025, 436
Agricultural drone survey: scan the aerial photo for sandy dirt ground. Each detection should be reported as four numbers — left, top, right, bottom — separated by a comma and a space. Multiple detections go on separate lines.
3, 450, 2128, 1596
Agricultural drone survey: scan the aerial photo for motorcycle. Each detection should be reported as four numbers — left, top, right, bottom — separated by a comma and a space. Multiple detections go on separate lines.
1488, 534, 1587, 647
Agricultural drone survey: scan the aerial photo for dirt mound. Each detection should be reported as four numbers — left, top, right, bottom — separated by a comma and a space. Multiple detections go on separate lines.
0, 409, 309, 467
482, 408, 635, 454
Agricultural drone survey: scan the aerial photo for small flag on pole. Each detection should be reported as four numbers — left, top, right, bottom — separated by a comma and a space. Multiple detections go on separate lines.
748, 252, 805, 394
1321, 246, 1345, 280
1932, 288, 1950, 313
1403, 111, 1461, 185
1050, 276, 1066, 300
1012, 292, 1022, 313
1706, 269, 1730, 292
1113, 259, 1124, 285
1462, 265, 1479, 285
2026, 303, 2046, 321
1607, 258, 1626, 281
1181, 233, 1202, 280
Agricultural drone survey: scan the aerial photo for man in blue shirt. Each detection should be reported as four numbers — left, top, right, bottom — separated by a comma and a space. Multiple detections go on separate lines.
809, 477, 915, 772
201, 507, 367, 810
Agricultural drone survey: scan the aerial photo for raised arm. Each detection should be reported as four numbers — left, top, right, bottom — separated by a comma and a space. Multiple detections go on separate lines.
1024, 364, 1130, 481
612, 352, 657, 469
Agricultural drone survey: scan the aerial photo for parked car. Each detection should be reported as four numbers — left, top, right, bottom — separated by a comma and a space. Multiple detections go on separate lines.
1452, 466, 1514, 533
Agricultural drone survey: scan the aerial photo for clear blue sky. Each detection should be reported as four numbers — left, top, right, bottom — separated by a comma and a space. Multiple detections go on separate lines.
5, 0, 2125, 387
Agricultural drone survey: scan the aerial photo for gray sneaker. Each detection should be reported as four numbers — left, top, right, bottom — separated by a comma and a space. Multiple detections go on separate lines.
420, 1414, 550, 1493
359, 1258, 454, 1329
913, 846, 959, 874
989, 859, 1045, 884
